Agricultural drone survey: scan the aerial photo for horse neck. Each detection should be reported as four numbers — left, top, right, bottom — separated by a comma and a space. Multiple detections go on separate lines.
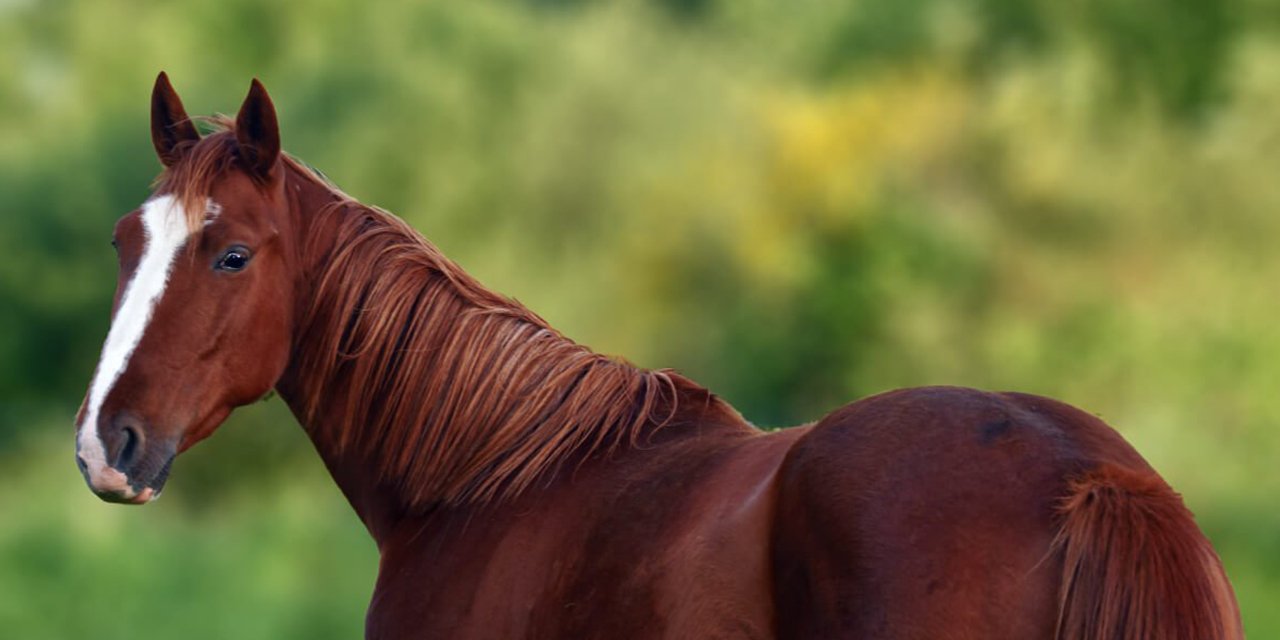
272, 168, 401, 540
272, 165, 753, 544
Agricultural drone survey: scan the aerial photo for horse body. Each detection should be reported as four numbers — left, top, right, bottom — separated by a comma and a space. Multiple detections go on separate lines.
332, 380, 1215, 639
73, 74, 1242, 639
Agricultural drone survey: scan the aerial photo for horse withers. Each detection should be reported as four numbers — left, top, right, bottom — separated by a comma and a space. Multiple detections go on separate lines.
73, 73, 1242, 639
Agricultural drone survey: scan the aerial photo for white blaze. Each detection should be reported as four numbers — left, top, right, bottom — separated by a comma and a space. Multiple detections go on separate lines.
77, 195, 193, 492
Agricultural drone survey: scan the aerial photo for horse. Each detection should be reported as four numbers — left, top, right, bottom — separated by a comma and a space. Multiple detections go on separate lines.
73, 73, 1242, 639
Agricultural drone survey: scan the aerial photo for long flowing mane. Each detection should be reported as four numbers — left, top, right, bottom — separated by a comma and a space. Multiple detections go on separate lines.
156, 118, 747, 508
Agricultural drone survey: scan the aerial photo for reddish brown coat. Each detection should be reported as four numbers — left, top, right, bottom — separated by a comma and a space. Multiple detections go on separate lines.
75, 74, 1243, 639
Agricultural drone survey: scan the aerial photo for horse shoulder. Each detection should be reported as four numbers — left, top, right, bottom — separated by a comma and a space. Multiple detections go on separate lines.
369, 428, 801, 639
541, 430, 805, 638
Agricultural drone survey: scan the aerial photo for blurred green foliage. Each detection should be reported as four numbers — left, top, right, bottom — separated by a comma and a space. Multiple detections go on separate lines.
1, 0, 1277, 637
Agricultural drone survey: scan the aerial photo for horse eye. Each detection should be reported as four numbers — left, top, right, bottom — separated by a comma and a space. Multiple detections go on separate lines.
215, 246, 251, 272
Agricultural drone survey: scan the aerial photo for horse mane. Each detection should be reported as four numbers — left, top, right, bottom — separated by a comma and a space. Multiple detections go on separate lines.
152, 115, 242, 229
156, 117, 747, 508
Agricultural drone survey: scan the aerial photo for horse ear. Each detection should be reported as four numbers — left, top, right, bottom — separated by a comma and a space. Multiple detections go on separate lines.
151, 71, 200, 167
235, 78, 280, 178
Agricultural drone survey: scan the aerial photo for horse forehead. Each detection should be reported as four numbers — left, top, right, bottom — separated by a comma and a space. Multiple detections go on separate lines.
210, 167, 272, 206
142, 194, 195, 245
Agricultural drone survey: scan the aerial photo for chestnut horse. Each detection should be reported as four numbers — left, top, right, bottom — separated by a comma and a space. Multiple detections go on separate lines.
74, 74, 1242, 639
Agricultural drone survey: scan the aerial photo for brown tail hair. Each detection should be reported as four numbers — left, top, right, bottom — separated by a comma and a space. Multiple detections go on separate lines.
1054, 464, 1243, 640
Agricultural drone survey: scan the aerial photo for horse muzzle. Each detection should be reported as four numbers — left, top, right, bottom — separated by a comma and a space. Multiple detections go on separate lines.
75, 413, 176, 505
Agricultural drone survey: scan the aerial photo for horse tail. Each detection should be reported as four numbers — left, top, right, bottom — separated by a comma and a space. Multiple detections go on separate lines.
1053, 463, 1243, 640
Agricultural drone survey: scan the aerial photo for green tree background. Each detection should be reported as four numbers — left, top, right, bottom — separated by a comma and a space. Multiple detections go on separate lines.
2, 0, 1277, 636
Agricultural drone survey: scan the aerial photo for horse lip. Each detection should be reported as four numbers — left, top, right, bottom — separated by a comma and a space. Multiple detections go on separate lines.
127, 487, 156, 504
92, 485, 155, 505
78, 450, 172, 505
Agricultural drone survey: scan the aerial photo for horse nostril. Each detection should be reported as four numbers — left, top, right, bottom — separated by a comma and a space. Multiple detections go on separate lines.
101, 413, 150, 473
117, 424, 142, 470
75, 454, 88, 475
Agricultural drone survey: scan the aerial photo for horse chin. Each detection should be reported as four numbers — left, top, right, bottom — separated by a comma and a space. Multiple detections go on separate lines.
178, 406, 234, 454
